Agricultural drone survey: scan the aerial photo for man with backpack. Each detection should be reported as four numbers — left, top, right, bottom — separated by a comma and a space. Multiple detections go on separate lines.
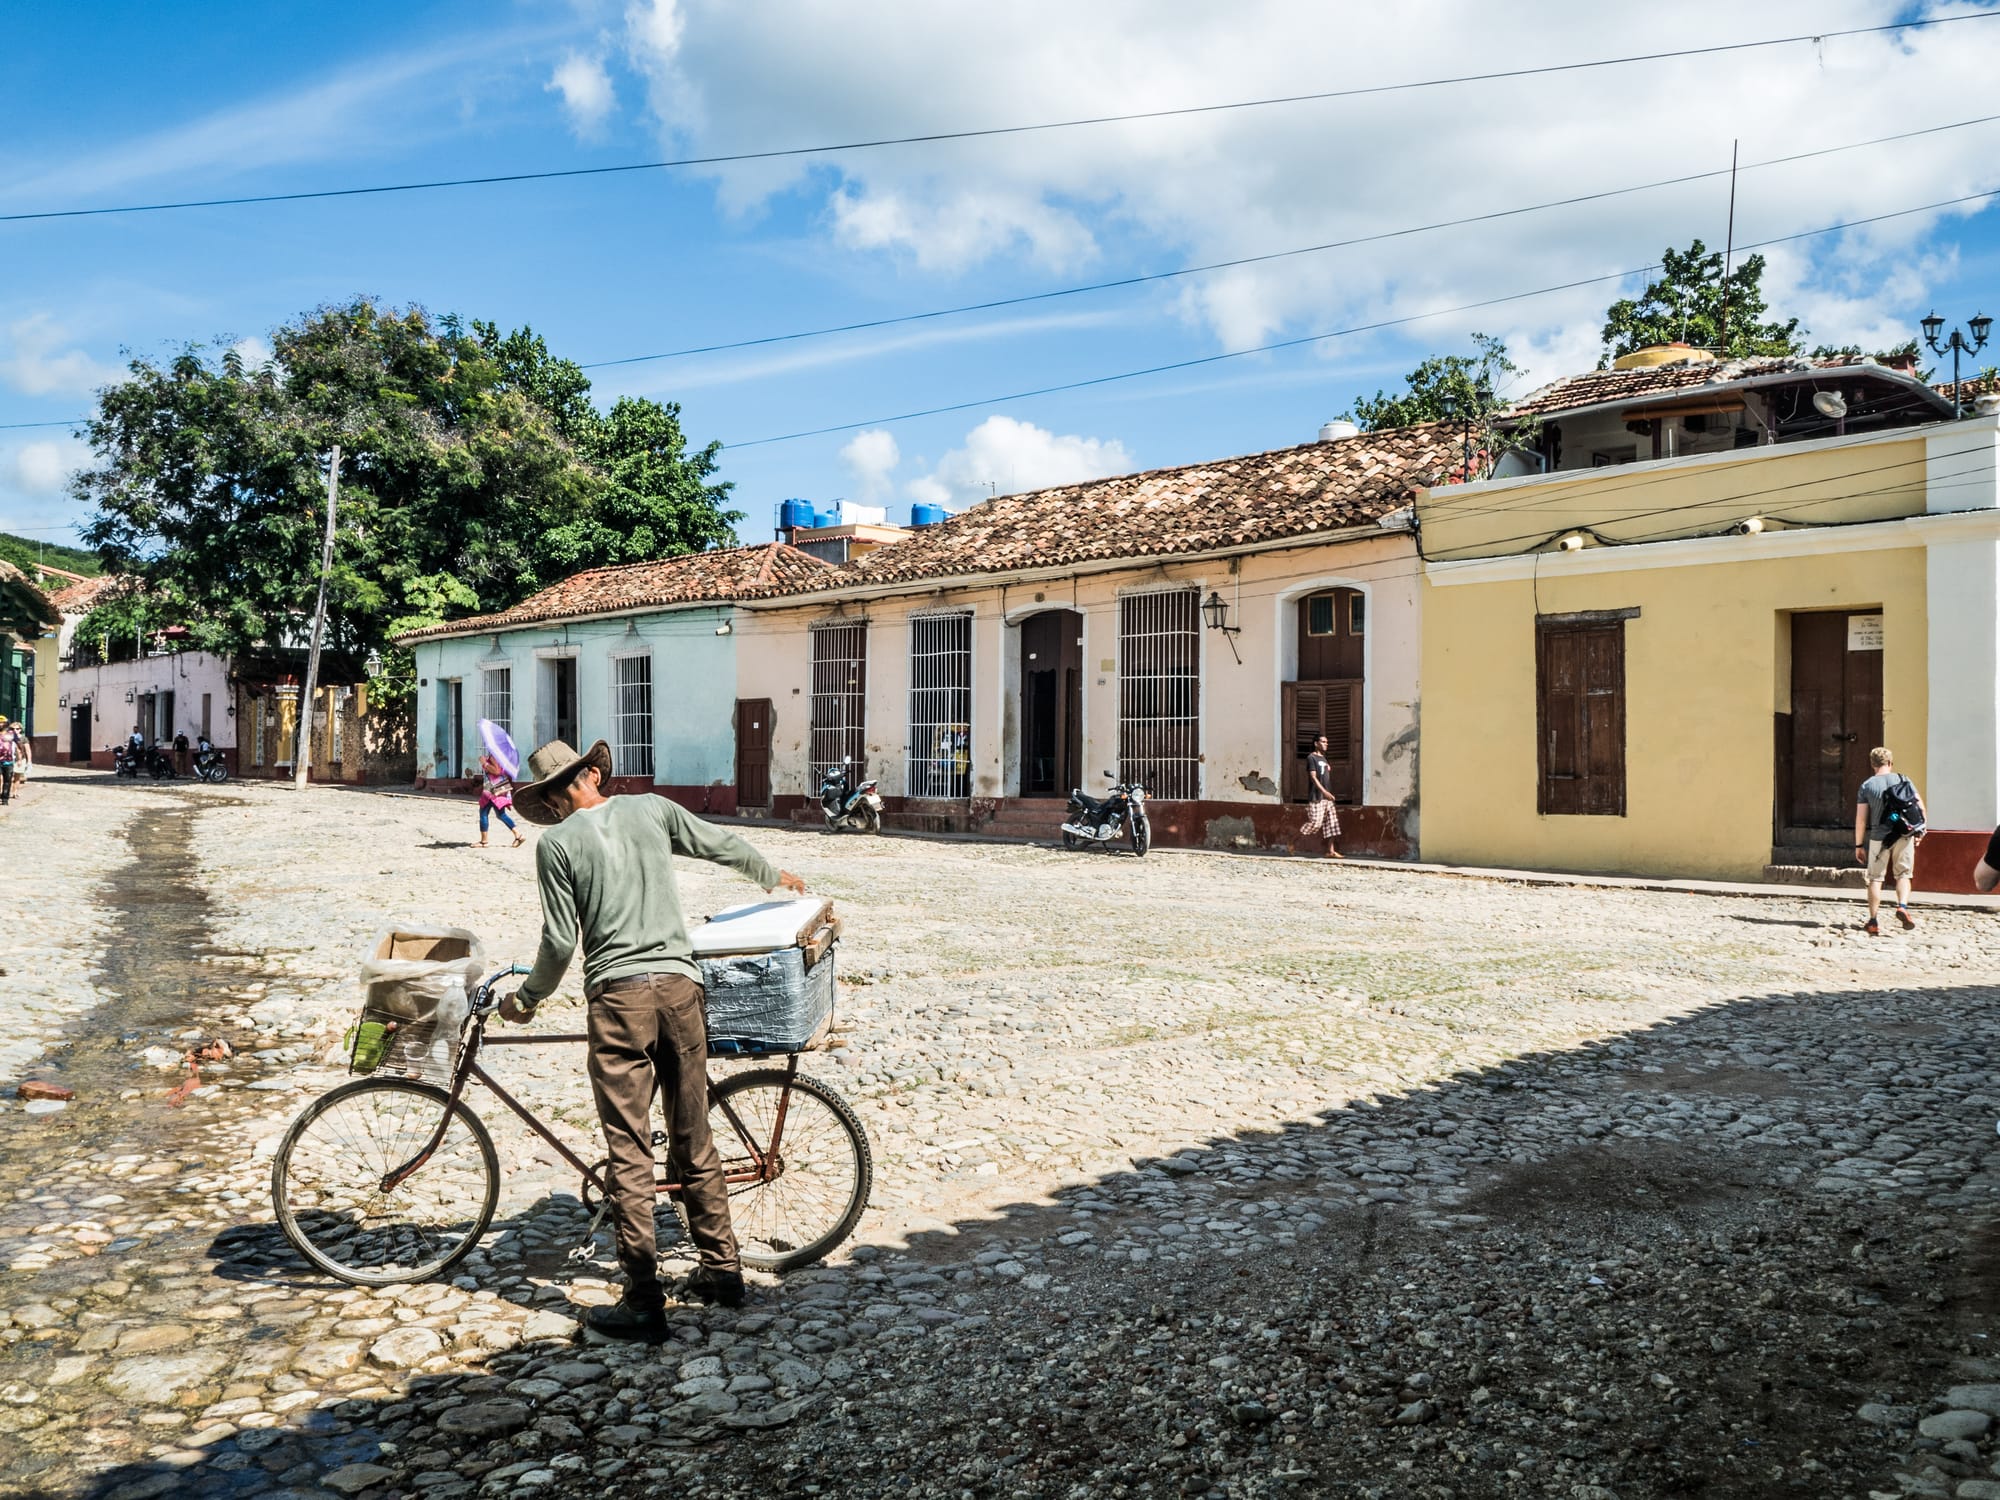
1854, 747, 1926, 935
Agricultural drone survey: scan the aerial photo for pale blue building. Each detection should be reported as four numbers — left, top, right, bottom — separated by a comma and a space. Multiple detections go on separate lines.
398, 545, 830, 815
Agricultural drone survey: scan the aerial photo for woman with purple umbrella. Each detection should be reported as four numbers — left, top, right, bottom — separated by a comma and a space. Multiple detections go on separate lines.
476, 721, 526, 849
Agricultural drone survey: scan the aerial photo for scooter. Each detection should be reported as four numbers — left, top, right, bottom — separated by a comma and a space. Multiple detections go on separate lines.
1060, 772, 1152, 856
819, 759, 884, 834
193, 741, 229, 783
112, 744, 143, 778
144, 741, 177, 780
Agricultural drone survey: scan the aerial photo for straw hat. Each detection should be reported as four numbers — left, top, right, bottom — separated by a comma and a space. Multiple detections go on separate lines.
510, 738, 613, 825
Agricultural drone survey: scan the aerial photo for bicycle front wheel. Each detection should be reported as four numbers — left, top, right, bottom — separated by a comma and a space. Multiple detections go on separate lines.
272, 1078, 498, 1286
709, 1069, 872, 1272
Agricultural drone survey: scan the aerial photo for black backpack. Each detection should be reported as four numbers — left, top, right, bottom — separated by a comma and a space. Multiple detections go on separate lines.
1880, 776, 1926, 845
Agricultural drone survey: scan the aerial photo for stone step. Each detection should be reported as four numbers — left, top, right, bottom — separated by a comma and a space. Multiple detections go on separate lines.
1762, 863, 1866, 888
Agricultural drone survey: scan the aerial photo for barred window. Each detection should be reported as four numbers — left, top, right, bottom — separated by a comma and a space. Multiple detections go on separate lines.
810, 622, 868, 783
1118, 588, 1201, 799
611, 654, 654, 778
481, 665, 512, 738
906, 613, 972, 798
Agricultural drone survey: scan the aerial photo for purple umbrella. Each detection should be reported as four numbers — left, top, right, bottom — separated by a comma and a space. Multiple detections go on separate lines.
477, 720, 520, 779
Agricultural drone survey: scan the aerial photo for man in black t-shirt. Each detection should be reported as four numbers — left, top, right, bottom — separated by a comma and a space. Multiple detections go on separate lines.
1298, 733, 1342, 859
1975, 827, 2000, 894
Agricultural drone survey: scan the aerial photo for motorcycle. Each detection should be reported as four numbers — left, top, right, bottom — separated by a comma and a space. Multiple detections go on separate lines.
112, 743, 143, 778
193, 742, 229, 783
819, 759, 884, 834
1061, 771, 1152, 856
144, 741, 178, 780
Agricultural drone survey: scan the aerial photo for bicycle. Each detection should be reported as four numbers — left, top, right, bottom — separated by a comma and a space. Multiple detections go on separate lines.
270, 964, 873, 1287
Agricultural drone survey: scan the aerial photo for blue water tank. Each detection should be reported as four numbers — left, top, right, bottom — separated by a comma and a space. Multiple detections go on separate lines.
910, 503, 949, 528
777, 498, 814, 532
813, 509, 841, 529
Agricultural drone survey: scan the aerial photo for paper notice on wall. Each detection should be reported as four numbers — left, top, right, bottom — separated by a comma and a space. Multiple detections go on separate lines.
1847, 614, 1884, 651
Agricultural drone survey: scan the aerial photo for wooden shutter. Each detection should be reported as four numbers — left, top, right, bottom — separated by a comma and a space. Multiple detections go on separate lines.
1283, 678, 1363, 803
1537, 621, 1625, 816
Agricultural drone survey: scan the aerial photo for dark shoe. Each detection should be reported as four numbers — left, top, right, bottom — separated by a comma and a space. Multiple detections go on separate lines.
1896, 907, 1916, 930
1864, 917, 1880, 936
584, 1296, 668, 1342
683, 1266, 745, 1308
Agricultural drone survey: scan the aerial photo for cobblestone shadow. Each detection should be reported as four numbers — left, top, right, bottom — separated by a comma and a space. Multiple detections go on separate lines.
17, 975, 1996, 1500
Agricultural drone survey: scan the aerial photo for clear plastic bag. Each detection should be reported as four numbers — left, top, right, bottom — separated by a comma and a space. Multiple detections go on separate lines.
351, 926, 483, 1081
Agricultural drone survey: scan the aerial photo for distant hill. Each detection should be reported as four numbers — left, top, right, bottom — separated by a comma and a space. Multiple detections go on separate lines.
0, 532, 101, 580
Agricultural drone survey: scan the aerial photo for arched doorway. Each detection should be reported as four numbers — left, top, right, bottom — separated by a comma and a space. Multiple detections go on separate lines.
1019, 609, 1082, 795
1283, 588, 1364, 804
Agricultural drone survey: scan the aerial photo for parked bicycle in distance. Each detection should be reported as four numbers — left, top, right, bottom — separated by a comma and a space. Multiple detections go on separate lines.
270, 964, 872, 1287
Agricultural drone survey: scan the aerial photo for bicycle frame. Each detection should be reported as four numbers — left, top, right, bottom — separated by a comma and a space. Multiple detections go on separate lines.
379, 988, 799, 1206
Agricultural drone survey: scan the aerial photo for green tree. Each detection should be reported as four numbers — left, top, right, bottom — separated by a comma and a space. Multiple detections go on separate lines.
0, 532, 101, 579
1345, 333, 1521, 432
1599, 240, 1802, 365
75, 300, 739, 662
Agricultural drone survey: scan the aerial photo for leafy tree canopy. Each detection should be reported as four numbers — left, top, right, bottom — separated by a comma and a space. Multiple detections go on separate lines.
1345, 333, 1521, 433
1600, 240, 1802, 365
76, 299, 741, 662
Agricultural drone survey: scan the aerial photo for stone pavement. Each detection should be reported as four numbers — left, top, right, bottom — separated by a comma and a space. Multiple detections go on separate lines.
1, 765, 1999, 1498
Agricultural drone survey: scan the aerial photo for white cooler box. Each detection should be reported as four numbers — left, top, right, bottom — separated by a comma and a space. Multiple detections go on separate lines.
690, 897, 840, 1056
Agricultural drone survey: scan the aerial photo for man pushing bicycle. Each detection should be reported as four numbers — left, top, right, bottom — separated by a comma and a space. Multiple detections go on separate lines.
499, 737, 806, 1340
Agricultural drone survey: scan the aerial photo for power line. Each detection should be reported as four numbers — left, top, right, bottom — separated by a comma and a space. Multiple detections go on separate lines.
722, 182, 2000, 448
582, 107, 2000, 369
4, 14, 1993, 226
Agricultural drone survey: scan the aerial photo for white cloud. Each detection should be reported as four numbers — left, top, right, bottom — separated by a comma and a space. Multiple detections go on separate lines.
615, 1, 2000, 381
230, 335, 274, 371
905, 415, 1132, 509
8, 439, 86, 496
839, 429, 900, 500
0, 316, 119, 398
548, 51, 617, 138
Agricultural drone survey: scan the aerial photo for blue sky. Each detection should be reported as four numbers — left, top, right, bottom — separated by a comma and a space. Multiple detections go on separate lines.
6, 0, 2000, 553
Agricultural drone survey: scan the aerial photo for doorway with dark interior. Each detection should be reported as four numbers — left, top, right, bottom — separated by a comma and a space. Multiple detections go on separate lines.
1019, 610, 1082, 796
1283, 588, 1365, 806
1775, 609, 1883, 866
69, 703, 90, 763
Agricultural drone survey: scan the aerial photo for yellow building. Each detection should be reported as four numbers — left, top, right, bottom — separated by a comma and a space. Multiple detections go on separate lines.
1417, 415, 2000, 891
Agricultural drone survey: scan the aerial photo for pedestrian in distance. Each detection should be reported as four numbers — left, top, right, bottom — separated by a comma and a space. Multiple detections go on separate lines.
475, 751, 524, 849
173, 729, 189, 776
0, 719, 22, 805
1299, 732, 1342, 859
1854, 746, 1926, 936
497, 738, 807, 1340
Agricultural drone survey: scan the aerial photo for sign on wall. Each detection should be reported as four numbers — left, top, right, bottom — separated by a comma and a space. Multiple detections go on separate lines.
1846, 614, 1885, 651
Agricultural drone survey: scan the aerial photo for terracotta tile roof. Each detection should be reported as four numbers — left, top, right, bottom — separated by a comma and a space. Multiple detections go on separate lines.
1937, 371, 2000, 403
396, 544, 835, 642
786, 425, 1458, 593
1504, 353, 1939, 419
47, 575, 121, 614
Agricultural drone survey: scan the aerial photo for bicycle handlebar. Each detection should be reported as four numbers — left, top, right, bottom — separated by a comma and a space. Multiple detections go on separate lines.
471, 964, 533, 1016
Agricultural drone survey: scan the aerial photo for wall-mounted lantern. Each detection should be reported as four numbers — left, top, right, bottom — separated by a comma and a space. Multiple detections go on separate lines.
1201, 590, 1243, 664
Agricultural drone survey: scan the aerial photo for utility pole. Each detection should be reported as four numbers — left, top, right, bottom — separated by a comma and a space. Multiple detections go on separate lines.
1718, 138, 1738, 355
293, 444, 339, 791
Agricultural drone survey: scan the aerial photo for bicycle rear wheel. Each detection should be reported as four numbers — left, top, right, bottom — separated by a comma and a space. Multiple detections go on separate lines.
272, 1078, 498, 1286
708, 1069, 871, 1272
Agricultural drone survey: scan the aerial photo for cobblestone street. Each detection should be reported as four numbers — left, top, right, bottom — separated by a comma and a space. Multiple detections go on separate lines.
4, 765, 2000, 1498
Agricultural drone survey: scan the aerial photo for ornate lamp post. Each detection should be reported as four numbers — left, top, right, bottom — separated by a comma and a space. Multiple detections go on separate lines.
1922, 310, 1992, 418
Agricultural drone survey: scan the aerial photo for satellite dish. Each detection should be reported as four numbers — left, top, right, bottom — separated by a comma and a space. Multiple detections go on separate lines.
1813, 390, 1848, 419
478, 719, 520, 778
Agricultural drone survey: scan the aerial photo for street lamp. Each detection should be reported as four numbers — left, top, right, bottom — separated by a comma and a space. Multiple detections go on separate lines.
1922, 310, 1991, 417
1200, 590, 1243, 665
1459, 377, 1495, 481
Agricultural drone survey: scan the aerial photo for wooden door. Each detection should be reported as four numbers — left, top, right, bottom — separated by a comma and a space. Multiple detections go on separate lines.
69, 704, 90, 762
1021, 610, 1082, 795
1786, 611, 1882, 829
1282, 679, 1362, 803
735, 699, 773, 808
1537, 623, 1626, 816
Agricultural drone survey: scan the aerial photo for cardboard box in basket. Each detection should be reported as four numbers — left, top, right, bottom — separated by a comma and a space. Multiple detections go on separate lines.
361, 926, 485, 1021
691, 898, 839, 1056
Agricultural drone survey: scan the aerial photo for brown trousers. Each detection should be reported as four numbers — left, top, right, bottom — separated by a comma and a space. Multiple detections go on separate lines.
587, 973, 739, 1305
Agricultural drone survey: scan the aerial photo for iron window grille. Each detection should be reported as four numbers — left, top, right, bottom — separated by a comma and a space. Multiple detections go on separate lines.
611, 653, 654, 779
906, 612, 972, 799
809, 622, 868, 784
1118, 588, 1201, 800
481, 665, 512, 741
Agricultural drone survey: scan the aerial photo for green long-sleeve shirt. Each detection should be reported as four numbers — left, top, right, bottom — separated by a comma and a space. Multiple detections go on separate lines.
518, 795, 781, 1004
